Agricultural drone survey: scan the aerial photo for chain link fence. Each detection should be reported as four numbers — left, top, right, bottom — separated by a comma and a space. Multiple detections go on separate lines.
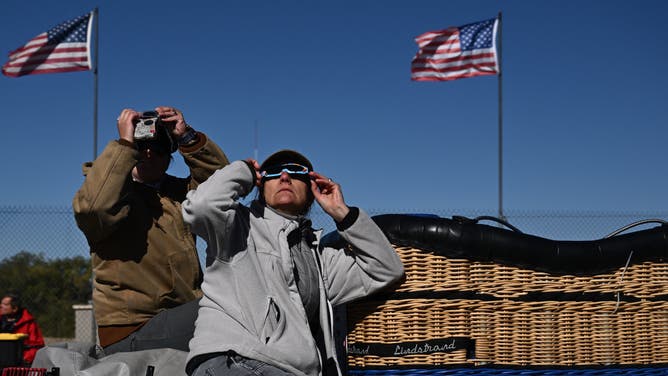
1, 205, 667, 344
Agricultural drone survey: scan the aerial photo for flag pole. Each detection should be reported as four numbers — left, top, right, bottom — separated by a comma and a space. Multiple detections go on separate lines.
93, 7, 99, 160
254, 120, 259, 161
497, 11, 504, 220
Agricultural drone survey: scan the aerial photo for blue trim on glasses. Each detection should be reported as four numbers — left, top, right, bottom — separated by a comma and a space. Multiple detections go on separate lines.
261, 163, 310, 180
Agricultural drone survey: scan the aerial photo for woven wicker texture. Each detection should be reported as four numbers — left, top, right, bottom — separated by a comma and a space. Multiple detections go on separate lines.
348, 368, 668, 376
393, 246, 668, 299
346, 246, 668, 367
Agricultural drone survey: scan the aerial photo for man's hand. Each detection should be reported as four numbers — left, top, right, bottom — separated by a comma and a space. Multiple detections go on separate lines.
155, 106, 188, 138
116, 109, 140, 144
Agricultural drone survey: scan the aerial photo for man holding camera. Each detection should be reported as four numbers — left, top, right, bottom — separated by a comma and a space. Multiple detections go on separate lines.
72, 106, 229, 354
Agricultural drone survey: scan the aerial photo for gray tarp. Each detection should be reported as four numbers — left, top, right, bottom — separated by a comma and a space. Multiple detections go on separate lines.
32, 342, 187, 376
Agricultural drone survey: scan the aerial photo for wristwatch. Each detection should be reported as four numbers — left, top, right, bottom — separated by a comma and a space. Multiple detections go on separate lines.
178, 126, 198, 146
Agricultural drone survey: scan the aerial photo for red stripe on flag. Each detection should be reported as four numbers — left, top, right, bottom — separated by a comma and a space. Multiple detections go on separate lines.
412, 51, 497, 65
10, 45, 88, 61
5, 57, 90, 69
411, 70, 497, 82
2, 65, 89, 77
411, 61, 498, 74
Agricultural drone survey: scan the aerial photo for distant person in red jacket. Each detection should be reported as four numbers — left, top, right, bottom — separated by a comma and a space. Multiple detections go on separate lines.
0, 294, 45, 365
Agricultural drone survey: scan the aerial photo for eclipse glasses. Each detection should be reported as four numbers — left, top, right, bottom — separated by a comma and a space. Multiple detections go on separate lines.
261, 163, 310, 181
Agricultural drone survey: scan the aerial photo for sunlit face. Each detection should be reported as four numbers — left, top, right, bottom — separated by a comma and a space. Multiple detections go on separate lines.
0, 297, 17, 316
262, 171, 311, 216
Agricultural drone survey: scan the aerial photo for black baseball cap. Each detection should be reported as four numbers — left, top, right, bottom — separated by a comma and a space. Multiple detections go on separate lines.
260, 149, 313, 172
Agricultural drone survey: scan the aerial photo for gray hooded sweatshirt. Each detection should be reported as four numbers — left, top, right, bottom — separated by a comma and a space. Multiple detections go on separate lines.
181, 160, 404, 376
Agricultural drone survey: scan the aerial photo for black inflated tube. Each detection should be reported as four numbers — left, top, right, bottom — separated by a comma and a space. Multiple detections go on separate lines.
321, 214, 668, 276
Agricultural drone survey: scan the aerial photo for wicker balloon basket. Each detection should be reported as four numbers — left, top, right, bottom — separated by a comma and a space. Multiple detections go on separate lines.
345, 243, 668, 373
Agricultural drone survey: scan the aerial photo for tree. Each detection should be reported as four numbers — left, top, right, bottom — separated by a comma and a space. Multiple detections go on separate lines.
0, 251, 92, 338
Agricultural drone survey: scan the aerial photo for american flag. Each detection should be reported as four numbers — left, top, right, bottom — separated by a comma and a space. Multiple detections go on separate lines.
2, 11, 94, 77
411, 18, 499, 82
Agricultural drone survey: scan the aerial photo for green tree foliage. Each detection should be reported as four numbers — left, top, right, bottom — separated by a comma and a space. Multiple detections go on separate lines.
0, 251, 91, 338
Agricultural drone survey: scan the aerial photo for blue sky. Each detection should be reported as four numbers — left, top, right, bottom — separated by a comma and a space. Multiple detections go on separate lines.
1, 0, 667, 219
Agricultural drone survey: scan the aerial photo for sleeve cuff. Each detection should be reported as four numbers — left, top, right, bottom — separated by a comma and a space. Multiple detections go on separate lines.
336, 206, 359, 231
117, 139, 135, 148
178, 132, 207, 153
243, 160, 257, 187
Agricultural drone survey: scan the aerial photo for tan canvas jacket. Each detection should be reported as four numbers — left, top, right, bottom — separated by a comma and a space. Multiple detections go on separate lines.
72, 134, 228, 328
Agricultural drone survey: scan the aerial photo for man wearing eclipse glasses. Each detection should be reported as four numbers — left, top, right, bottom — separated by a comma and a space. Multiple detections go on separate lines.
181, 149, 404, 376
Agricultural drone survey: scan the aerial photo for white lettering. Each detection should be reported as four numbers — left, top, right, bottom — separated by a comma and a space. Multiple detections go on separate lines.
393, 339, 458, 355
347, 344, 370, 355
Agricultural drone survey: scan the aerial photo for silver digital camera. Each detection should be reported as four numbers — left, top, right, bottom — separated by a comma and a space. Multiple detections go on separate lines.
133, 111, 160, 141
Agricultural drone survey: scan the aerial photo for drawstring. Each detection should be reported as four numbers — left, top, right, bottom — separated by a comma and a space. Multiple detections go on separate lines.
613, 250, 633, 314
